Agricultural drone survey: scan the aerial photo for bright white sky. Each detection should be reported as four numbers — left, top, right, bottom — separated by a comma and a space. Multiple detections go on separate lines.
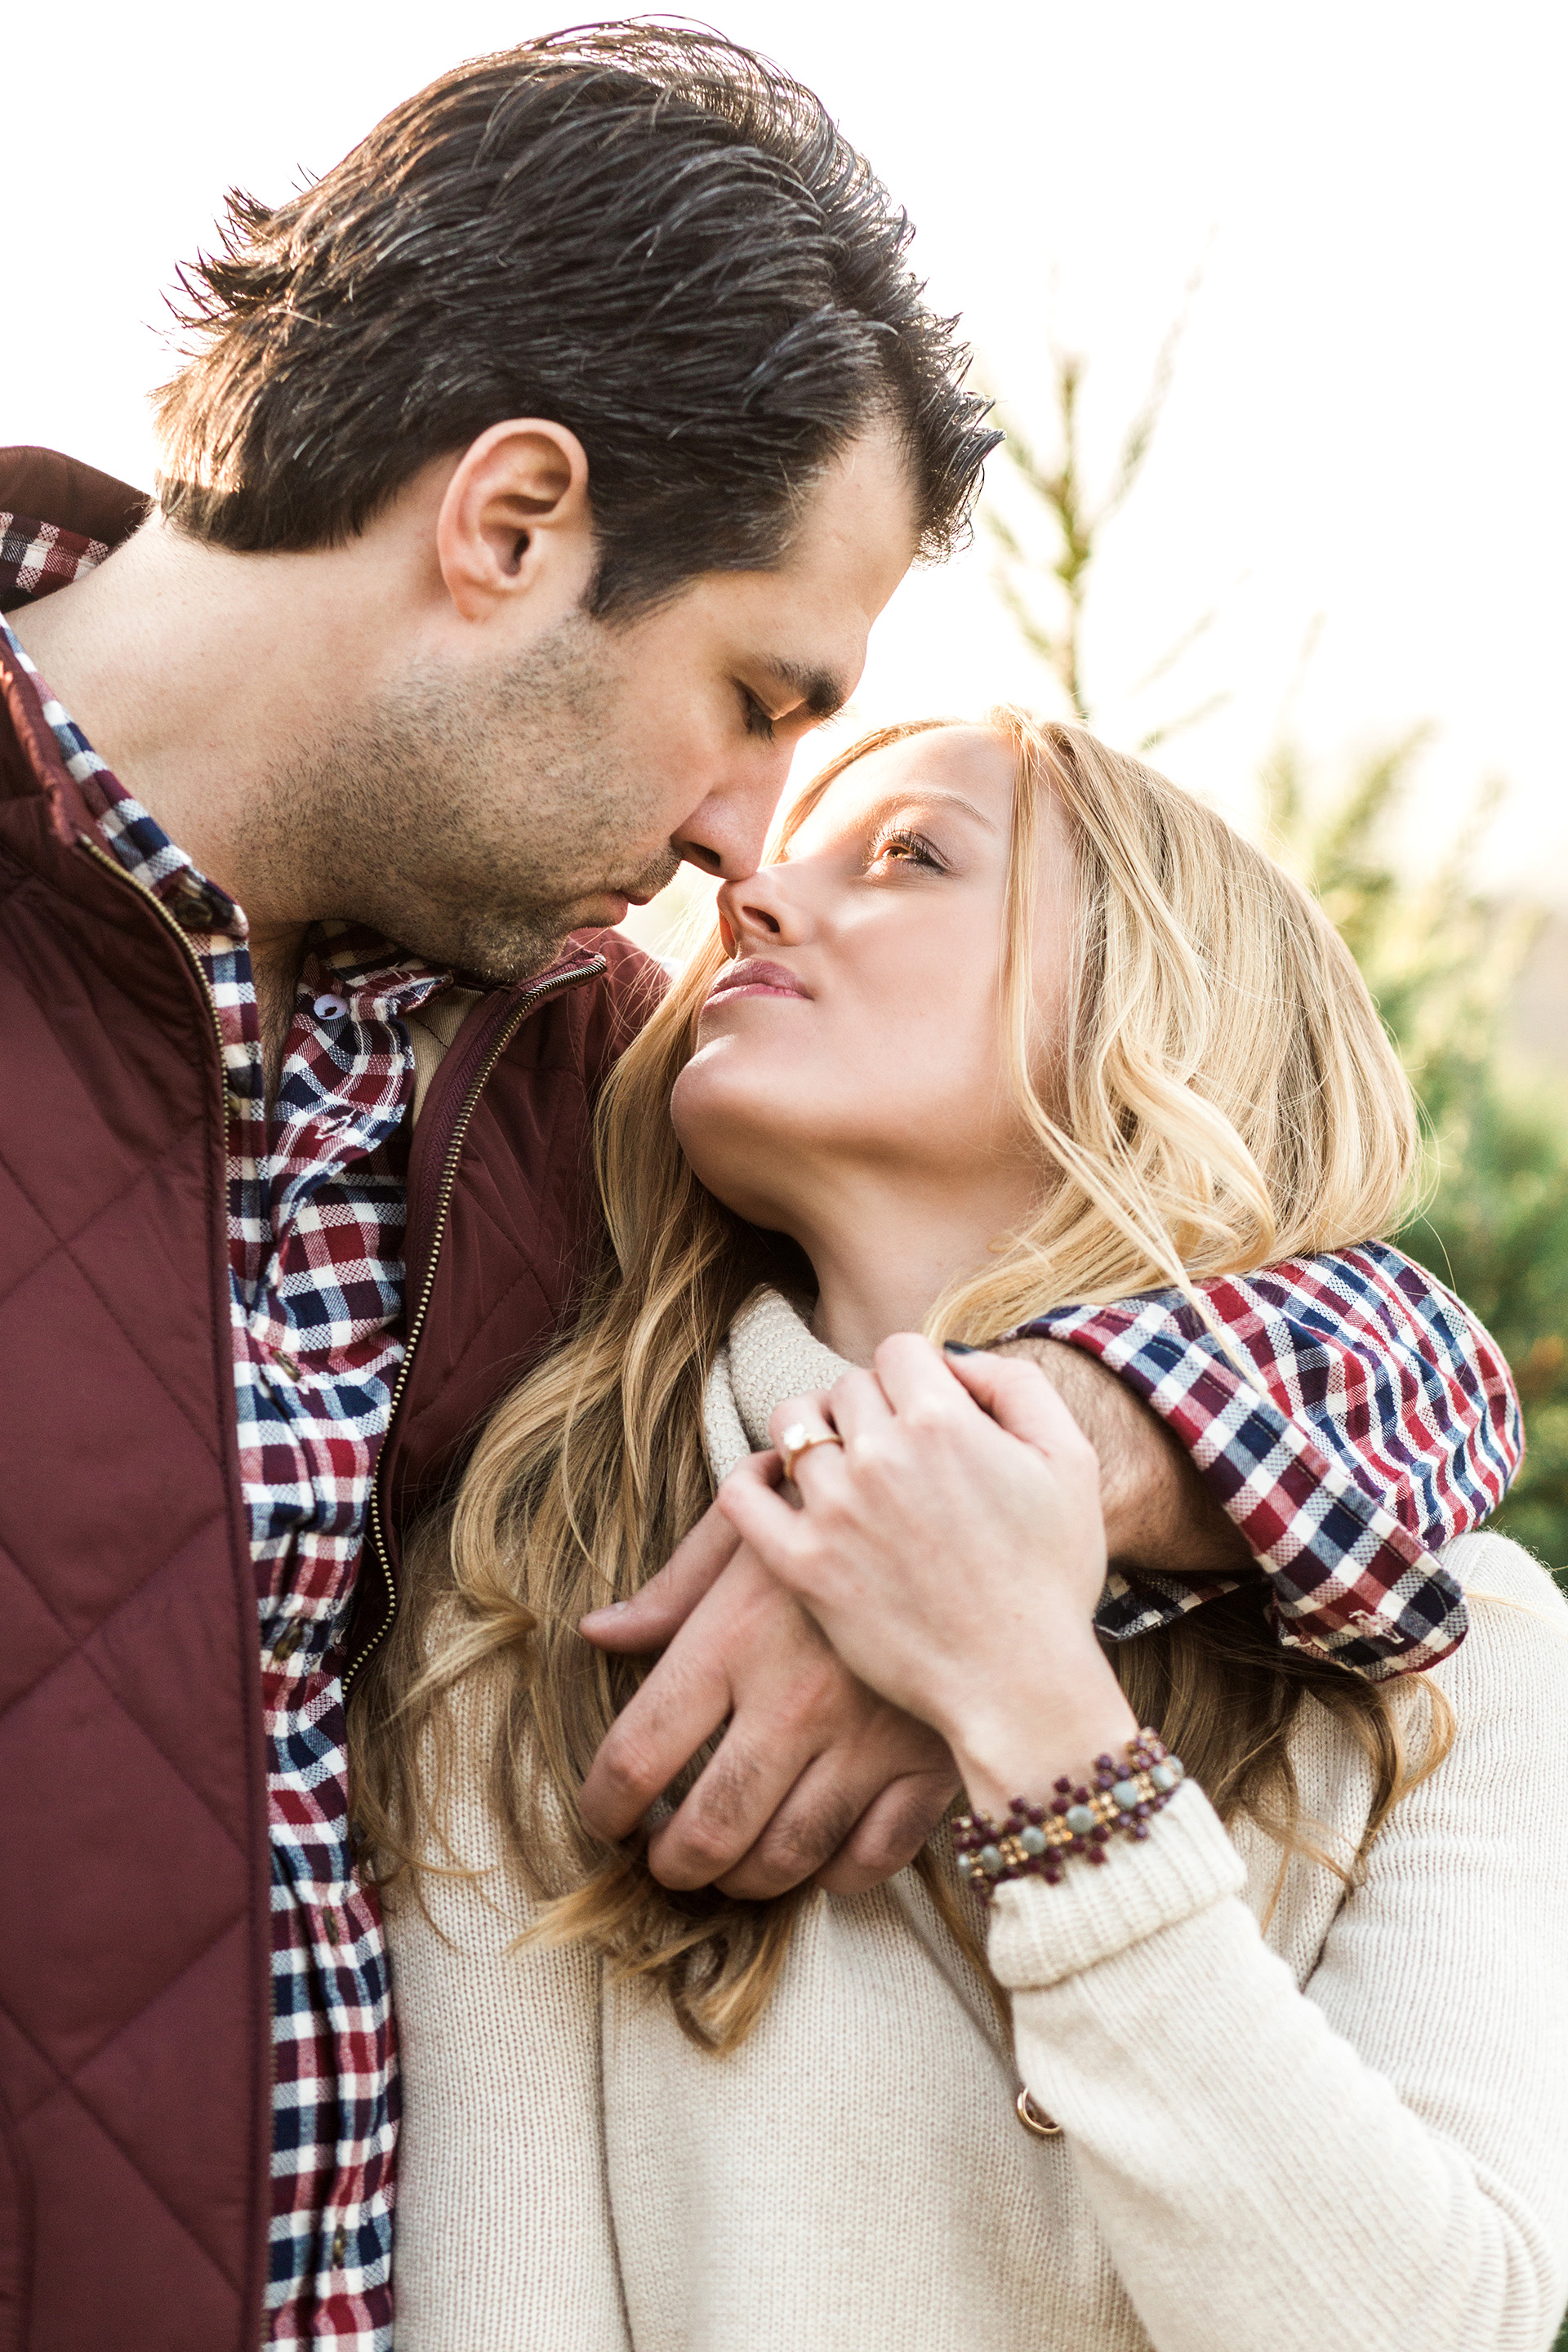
10, 1, 1566, 898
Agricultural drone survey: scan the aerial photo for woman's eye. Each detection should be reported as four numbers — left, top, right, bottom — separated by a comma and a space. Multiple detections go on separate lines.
741, 688, 776, 742
870, 827, 944, 872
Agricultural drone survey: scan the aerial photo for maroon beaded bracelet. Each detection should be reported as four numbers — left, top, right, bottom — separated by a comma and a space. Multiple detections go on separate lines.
952, 1728, 1185, 1901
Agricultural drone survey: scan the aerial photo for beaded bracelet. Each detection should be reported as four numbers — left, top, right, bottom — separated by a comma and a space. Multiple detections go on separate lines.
952, 1729, 1185, 1901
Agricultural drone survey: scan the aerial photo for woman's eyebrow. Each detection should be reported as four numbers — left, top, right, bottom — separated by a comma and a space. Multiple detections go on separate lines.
858, 786, 1003, 835
781, 782, 1004, 861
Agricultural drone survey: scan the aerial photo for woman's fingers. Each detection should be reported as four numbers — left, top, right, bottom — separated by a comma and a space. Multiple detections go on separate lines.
717, 1330, 1125, 1794
822, 1365, 893, 1442
715, 1450, 815, 1570
578, 1497, 741, 1653
865, 1330, 974, 1417
767, 1389, 839, 1475
867, 1328, 1102, 1475
935, 1340, 1102, 1464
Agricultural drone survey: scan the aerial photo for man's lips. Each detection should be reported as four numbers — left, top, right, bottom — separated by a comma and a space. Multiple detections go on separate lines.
577, 884, 655, 920
704, 957, 810, 1006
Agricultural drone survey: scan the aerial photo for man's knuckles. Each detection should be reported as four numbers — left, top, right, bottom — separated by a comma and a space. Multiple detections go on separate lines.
744, 1798, 862, 1889
768, 1655, 868, 1740
581, 1727, 675, 1816
844, 1807, 937, 1879
647, 1813, 751, 1886
715, 1851, 811, 1900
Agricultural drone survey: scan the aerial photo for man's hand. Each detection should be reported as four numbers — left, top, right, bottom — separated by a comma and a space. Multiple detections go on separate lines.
578, 1501, 958, 1898
996, 1335, 1251, 1578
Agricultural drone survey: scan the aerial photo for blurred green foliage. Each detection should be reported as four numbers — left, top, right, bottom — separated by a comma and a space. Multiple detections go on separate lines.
1263, 737, 1568, 1572
987, 348, 1568, 1575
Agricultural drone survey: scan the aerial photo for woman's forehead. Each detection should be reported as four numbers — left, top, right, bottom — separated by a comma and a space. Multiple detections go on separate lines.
796, 726, 1016, 837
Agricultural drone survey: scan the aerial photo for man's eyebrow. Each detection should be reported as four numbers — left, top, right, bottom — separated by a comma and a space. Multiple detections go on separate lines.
760, 658, 849, 720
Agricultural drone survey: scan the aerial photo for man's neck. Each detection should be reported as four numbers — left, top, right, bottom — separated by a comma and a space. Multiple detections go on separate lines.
8, 507, 418, 937
11, 519, 412, 1107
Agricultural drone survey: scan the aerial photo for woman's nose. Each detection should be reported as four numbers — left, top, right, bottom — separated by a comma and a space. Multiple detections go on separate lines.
717, 864, 808, 948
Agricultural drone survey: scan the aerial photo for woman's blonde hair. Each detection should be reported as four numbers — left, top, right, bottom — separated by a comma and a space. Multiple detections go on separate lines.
351, 713, 1450, 2048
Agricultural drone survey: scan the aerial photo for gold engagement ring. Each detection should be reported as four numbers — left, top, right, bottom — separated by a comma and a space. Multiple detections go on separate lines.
779, 1423, 844, 1483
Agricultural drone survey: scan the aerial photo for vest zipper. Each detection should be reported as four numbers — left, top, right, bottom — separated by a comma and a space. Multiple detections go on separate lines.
81, 824, 604, 1695
78, 838, 228, 1068
341, 952, 608, 1696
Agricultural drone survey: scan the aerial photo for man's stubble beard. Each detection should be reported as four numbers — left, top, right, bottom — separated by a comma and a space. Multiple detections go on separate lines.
247, 614, 679, 981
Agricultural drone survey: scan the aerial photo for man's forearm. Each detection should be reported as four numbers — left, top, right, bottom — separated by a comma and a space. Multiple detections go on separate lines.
995, 1336, 1252, 1579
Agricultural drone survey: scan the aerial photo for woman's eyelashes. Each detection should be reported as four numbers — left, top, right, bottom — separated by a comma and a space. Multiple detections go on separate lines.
867, 823, 948, 875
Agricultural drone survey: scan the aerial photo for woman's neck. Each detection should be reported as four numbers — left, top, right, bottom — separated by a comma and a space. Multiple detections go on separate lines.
795, 1169, 1035, 1366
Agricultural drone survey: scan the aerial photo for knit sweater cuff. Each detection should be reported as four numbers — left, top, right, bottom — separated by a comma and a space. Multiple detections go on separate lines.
985, 1780, 1245, 1992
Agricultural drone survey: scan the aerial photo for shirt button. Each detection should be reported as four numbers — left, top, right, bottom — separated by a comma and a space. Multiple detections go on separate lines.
332, 2221, 348, 2266
313, 991, 349, 1021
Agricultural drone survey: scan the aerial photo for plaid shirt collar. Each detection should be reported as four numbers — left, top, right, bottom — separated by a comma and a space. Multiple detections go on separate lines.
0, 507, 110, 606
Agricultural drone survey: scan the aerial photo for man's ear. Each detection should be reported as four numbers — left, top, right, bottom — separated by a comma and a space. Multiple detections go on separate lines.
435, 419, 595, 623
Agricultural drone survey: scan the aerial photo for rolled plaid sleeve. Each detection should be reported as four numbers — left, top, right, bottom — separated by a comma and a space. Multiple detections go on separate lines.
1016, 1241, 1522, 1679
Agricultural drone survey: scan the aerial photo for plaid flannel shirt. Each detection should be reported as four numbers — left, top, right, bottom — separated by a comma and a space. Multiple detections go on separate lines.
1021, 1245, 1521, 1677
3, 601, 434, 2350
1, 511, 1526, 2346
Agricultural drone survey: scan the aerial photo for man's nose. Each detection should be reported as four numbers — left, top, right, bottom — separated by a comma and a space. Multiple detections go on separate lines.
673, 758, 792, 881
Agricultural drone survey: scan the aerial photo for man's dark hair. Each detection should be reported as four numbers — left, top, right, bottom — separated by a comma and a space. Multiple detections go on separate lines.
154, 22, 998, 615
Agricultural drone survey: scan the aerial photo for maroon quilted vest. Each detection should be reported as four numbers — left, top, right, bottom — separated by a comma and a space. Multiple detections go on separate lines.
0, 452, 659, 2351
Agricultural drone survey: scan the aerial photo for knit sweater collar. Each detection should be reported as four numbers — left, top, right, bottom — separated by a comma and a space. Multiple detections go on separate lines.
702, 1287, 851, 1484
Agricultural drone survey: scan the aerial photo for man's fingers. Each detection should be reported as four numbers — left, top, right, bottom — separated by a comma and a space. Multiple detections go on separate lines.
579, 1496, 742, 1653
709, 1744, 894, 1900
813, 1766, 961, 1896
939, 1340, 1100, 1459
576, 1636, 733, 1841
648, 1725, 831, 1894
717, 1748, 957, 1900
644, 1609, 849, 1889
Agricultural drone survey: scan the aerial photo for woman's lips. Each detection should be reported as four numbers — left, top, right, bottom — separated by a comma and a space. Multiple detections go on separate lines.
704, 957, 809, 1006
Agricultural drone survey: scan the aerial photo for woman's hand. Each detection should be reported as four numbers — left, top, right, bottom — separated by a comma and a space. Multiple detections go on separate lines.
715, 1336, 1138, 1816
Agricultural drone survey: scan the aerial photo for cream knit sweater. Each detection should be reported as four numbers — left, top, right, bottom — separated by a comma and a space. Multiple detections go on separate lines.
388, 1290, 1568, 2351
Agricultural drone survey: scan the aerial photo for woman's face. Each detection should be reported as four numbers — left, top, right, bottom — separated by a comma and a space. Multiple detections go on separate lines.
670, 726, 1076, 1236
